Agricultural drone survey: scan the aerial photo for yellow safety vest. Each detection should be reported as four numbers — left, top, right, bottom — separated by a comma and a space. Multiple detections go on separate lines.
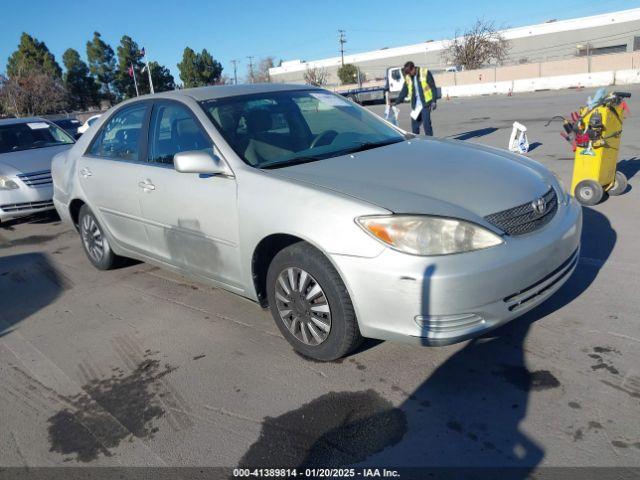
405, 67, 433, 104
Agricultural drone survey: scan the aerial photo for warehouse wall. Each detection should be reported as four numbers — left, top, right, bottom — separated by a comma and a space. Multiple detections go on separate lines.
270, 19, 640, 85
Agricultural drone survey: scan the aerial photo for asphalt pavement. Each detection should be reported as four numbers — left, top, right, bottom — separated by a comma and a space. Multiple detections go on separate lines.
1, 86, 639, 473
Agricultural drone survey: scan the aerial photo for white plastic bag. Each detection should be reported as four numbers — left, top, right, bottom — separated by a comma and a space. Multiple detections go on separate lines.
384, 105, 399, 126
508, 121, 529, 154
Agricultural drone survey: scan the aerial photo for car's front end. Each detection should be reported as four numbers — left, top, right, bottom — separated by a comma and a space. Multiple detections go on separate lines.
0, 166, 56, 222
330, 187, 581, 345
0, 119, 74, 223
270, 136, 582, 346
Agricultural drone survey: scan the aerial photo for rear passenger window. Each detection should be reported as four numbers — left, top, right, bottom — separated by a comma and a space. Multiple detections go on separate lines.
88, 104, 147, 161
148, 103, 211, 165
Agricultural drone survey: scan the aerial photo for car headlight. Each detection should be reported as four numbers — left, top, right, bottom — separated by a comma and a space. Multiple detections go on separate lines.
0, 176, 19, 190
356, 215, 504, 256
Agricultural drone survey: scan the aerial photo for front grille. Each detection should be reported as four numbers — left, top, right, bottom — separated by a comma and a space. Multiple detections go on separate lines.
485, 188, 557, 236
0, 200, 54, 213
16, 170, 52, 188
503, 249, 579, 312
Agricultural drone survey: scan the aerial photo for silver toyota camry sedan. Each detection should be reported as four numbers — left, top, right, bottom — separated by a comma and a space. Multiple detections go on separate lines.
1, 117, 74, 223
52, 84, 582, 361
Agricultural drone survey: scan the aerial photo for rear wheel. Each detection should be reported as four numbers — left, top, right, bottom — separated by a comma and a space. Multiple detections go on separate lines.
78, 205, 121, 270
574, 179, 603, 206
266, 242, 362, 361
608, 171, 628, 196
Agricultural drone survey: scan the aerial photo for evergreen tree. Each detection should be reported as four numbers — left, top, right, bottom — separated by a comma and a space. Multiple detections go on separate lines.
6, 33, 62, 78
148, 62, 175, 92
177, 47, 223, 88
198, 49, 223, 86
114, 35, 147, 98
86, 32, 116, 102
63, 48, 98, 110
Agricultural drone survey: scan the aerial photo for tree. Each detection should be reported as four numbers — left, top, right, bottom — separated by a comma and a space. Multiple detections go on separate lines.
303, 66, 328, 87
337, 63, 365, 85
86, 31, 116, 101
0, 74, 68, 116
63, 48, 98, 110
6, 33, 62, 78
148, 61, 175, 92
177, 47, 223, 88
114, 35, 147, 99
253, 56, 275, 83
443, 20, 510, 70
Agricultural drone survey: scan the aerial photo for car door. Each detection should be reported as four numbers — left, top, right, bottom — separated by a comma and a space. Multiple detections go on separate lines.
78, 102, 151, 254
137, 100, 242, 289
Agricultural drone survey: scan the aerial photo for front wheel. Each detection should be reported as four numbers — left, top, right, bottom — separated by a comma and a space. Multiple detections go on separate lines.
574, 179, 603, 206
266, 242, 362, 361
78, 205, 121, 270
608, 171, 628, 196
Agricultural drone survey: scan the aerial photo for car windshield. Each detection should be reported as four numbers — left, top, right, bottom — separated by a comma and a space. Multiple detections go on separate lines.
200, 89, 405, 169
0, 121, 74, 154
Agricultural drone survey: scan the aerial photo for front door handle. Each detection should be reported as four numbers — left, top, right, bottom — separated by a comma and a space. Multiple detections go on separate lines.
80, 167, 92, 178
138, 180, 156, 192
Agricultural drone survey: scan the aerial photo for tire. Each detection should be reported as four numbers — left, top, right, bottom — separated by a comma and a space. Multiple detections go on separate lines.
608, 171, 628, 196
266, 242, 362, 361
78, 205, 121, 270
574, 179, 603, 206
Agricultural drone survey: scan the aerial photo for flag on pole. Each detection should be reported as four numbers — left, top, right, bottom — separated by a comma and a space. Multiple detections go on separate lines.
128, 65, 134, 78
139, 47, 146, 58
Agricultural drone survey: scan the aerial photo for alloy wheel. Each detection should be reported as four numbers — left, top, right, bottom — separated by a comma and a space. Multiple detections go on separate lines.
81, 214, 105, 263
274, 267, 332, 346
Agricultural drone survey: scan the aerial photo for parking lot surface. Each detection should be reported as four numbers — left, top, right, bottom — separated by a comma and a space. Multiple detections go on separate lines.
1, 86, 639, 470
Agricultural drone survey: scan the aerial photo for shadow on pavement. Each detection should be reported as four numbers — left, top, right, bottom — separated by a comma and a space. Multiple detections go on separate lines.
617, 157, 640, 182
453, 127, 499, 141
0, 253, 67, 337
528, 141, 543, 152
238, 207, 615, 477
0, 210, 61, 231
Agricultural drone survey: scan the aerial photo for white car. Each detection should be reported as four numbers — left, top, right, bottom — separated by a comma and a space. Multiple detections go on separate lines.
1, 117, 74, 223
77, 114, 102, 135
52, 84, 581, 361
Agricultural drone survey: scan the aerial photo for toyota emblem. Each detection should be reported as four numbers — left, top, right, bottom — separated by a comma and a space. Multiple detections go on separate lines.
531, 197, 546, 215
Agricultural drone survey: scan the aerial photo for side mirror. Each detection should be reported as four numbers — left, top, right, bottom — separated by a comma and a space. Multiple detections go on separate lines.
174, 149, 233, 177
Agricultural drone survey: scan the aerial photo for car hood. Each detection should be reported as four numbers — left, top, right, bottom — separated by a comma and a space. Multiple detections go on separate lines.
268, 137, 552, 220
0, 144, 72, 175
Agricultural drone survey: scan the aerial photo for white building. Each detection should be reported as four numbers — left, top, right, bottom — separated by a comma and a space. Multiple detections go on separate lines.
269, 8, 640, 85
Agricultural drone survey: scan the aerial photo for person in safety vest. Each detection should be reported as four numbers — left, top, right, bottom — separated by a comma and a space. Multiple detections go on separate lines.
394, 61, 437, 136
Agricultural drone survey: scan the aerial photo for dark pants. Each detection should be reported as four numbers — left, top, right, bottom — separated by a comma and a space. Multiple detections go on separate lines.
411, 106, 433, 136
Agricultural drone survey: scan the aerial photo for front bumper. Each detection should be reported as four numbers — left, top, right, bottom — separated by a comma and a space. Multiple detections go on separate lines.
0, 184, 54, 222
331, 198, 582, 345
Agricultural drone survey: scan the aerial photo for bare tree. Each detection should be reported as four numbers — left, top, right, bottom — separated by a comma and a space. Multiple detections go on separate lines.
254, 57, 275, 83
0, 73, 68, 117
303, 66, 328, 87
443, 20, 510, 70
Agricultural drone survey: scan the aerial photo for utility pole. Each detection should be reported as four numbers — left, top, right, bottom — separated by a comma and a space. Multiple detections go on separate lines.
246, 56, 255, 83
231, 59, 239, 85
338, 30, 346, 66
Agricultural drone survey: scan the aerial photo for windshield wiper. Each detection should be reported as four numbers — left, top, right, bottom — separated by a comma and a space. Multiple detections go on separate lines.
260, 156, 326, 170
339, 138, 404, 155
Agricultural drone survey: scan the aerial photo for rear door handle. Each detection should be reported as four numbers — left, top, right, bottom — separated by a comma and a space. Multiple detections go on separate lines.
80, 167, 92, 178
138, 180, 156, 192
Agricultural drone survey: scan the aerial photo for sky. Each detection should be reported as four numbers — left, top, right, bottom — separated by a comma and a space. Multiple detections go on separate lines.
1, 0, 638, 83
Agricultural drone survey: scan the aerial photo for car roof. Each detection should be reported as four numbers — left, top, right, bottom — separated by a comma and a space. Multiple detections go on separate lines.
0, 117, 50, 126
133, 83, 318, 103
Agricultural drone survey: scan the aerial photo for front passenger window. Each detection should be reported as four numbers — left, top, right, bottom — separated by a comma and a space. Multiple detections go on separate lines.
88, 104, 146, 161
148, 103, 211, 165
